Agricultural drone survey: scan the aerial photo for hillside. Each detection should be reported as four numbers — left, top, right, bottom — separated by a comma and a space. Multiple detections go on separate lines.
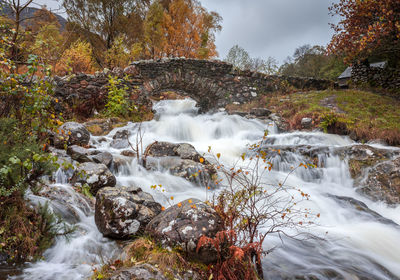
0, 2, 67, 30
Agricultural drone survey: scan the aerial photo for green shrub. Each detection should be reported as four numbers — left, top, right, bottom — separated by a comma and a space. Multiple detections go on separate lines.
0, 118, 57, 197
104, 75, 136, 118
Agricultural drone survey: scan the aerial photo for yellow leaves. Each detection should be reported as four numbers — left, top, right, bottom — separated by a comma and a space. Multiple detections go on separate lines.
188, 199, 193, 203
241, 153, 245, 161
216, 153, 221, 159
161, 206, 165, 211
177, 202, 182, 208
170, 196, 174, 200
208, 146, 211, 153
199, 157, 204, 163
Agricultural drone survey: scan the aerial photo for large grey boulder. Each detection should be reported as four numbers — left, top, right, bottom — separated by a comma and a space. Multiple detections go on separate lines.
360, 157, 400, 205
301, 117, 313, 129
71, 162, 116, 195
95, 186, 161, 239
143, 142, 217, 187
91, 151, 113, 167
250, 108, 271, 118
67, 145, 92, 163
110, 129, 131, 149
146, 198, 223, 263
54, 122, 90, 148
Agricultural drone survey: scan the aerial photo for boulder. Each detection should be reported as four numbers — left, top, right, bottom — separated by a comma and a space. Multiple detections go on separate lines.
95, 186, 161, 239
250, 108, 271, 117
113, 129, 130, 139
108, 264, 167, 280
145, 157, 216, 187
91, 151, 113, 167
146, 198, 223, 263
360, 157, 400, 205
67, 145, 92, 163
39, 184, 94, 224
143, 142, 217, 187
84, 118, 126, 136
71, 162, 116, 195
301, 117, 313, 129
259, 143, 400, 204
110, 129, 131, 149
110, 139, 130, 149
268, 113, 288, 132
54, 122, 90, 147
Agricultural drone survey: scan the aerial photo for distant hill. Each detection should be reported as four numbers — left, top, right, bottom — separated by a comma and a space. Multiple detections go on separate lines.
0, 2, 67, 30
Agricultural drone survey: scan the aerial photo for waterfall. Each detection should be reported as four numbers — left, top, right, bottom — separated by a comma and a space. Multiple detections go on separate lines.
12, 98, 400, 280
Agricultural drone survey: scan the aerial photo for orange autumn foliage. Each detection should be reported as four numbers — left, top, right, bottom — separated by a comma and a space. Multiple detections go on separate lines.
328, 0, 400, 64
143, 0, 221, 59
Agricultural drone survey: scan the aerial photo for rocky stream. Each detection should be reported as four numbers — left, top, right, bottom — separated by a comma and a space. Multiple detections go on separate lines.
2, 98, 400, 280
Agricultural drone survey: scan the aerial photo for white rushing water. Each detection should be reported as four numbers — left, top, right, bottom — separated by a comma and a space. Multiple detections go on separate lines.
14, 98, 400, 280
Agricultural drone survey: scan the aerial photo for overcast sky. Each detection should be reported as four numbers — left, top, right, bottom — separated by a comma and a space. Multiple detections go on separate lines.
34, 0, 339, 64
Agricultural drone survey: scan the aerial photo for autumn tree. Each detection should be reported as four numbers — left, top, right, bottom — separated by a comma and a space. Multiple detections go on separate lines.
161, 0, 221, 59
29, 23, 64, 68
142, 0, 165, 58
2, 0, 34, 68
328, 0, 400, 66
105, 35, 132, 68
56, 39, 96, 74
63, 0, 149, 66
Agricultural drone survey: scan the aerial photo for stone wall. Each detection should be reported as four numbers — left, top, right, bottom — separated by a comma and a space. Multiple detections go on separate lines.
351, 63, 400, 90
54, 58, 335, 116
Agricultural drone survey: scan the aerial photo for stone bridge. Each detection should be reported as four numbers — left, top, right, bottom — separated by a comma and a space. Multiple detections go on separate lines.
54, 58, 334, 117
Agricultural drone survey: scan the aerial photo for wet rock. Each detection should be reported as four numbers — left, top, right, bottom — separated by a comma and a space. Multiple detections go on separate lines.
95, 186, 161, 239
39, 184, 94, 224
71, 162, 116, 195
146, 198, 223, 263
54, 122, 90, 147
360, 157, 400, 205
108, 264, 167, 280
110, 139, 130, 149
250, 108, 271, 117
301, 117, 313, 129
268, 113, 288, 132
67, 145, 92, 163
84, 118, 126, 136
260, 143, 400, 204
340, 145, 398, 178
144, 142, 217, 187
145, 157, 216, 187
111, 156, 132, 173
329, 195, 398, 225
91, 151, 113, 167
121, 150, 136, 157
109, 129, 131, 149
229, 110, 248, 117
113, 129, 130, 139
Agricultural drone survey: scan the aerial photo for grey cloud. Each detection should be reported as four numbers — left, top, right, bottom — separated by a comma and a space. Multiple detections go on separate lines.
202, 0, 339, 64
